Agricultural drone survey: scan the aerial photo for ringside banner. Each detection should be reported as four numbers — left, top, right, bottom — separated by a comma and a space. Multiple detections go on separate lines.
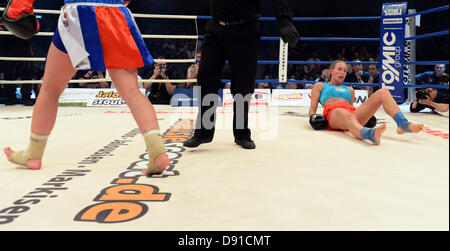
58, 89, 145, 106
271, 89, 369, 107
380, 2, 408, 102
87, 89, 146, 107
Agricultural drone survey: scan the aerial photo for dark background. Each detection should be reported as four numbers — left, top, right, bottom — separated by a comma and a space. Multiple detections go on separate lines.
1, 0, 448, 80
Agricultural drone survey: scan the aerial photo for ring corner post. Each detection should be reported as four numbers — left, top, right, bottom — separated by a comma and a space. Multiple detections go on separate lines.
379, 2, 408, 103
406, 9, 417, 103
278, 39, 288, 84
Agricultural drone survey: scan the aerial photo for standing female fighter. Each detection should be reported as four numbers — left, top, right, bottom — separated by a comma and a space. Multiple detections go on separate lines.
309, 60, 424, 145
2, 0, 169, 174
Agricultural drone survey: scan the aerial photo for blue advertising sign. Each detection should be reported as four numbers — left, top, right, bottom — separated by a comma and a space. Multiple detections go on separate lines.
379, 2, 408, 102
170, 88, 198, 107
170, 87, 223, 107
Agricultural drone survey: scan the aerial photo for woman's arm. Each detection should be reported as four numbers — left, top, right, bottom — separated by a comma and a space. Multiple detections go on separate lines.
97, 72, 109, 88
349, 87, 355, 105
419, 97, 449, 112
309, 83, 323, 116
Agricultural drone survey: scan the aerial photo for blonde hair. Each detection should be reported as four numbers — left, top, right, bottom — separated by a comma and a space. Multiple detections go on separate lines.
326, 60, 346, 83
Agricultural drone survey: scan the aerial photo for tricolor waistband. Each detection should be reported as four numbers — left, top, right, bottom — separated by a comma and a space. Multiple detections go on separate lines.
64, 0, 125, 4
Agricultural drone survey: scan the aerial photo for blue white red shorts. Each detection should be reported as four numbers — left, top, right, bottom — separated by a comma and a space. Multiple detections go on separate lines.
52, 0, 153, 71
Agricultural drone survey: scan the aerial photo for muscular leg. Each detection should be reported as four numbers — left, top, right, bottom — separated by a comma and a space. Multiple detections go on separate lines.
4, 43, 76, 169
354, 88, 423, 134
109, 68, 160, 132
328, 108, 386, 145
108, 68, 169, 175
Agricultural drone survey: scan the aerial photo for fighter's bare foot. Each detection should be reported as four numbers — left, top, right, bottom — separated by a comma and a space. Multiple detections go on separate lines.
397, 123, 424, 134
372, 124, 387, 145
142, 153, 170, 175
4, 147, 42, 170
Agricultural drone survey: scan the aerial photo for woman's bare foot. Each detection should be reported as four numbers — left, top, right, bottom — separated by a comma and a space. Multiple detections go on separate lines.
142, 153, 170, 175
397, 123, 424, 134
4, 147, 42, 170
372, 124, 387, 145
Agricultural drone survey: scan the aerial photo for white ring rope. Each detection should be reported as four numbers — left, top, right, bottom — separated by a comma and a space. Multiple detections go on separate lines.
0, 31, 200, 40
0, 57, 196, 63
0, 7, 199, 19
0, 57, 46, 62
0, 7, 202, 85
0, 30, 55, 36
0, 79, 198, 84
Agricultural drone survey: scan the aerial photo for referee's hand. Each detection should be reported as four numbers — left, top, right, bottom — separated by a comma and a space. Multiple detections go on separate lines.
279, 24, 300, 48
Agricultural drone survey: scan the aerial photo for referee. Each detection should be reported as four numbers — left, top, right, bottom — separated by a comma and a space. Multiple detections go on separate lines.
184, 0, 300, 149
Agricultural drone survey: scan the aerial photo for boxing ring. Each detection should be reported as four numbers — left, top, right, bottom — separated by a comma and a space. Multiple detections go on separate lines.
0, 3, 448, 231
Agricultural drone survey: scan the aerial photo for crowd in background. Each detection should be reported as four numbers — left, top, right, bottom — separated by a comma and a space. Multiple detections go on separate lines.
1, 2, 448, 107
1, 32, 448, 106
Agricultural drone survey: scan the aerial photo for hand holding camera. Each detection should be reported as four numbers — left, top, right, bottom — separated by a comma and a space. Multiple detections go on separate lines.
415, 90, 430, 100
415, 90, 432, 105
153, 65, 167, 79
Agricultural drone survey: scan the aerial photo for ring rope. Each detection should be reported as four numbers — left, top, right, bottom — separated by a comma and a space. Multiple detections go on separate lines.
405, 61, 449, 65
3, 57, 447, 66
0, 5, 448, 91
405, 30, 449, 41
0, 79, 198, 85
0, 31, 381, 43
1, 5, 446, 20
406, 4, 449, 17
0, 57, 196, 64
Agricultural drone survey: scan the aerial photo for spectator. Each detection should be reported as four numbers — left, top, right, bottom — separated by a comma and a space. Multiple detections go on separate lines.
287, 82, 297, 89
257, 75, 271, 89
186, 52, 201, 88
344, 60, 370, 90
0, 22, 34, 106
415, 64, 449, 97
145, 57, 176, 104
305, 68, 329, 89
287, 75, 301, 89
336, 52, 346, 61
274, 82, 287, 89
303, 59, 322, 81
367, 64, 380, 97
77, 71, 109, 88
416, 64, 448, 85
315, 68, 330, 82
410, 87, 449, 114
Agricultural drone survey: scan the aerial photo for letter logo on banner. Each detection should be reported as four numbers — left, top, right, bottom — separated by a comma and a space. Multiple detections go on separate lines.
380, 2, 408, 103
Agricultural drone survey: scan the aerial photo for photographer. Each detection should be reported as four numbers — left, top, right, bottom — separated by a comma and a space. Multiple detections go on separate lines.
144, 58, 175, 104
410, 87, 449, 114
185, 52, 202, 88
78, 71, 109, 88
367, 64, 380, 97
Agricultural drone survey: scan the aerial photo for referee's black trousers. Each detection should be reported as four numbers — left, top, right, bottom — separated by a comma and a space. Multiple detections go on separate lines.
195, 19, 260, 140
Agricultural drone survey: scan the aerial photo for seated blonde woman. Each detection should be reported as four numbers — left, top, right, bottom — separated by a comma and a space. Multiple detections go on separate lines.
309, 60, 423, 145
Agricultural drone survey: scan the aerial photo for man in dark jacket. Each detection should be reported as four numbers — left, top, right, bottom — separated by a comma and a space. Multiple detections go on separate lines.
184, 0, 300, 149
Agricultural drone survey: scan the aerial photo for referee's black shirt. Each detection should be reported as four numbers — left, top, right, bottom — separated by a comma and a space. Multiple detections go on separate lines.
209, 0, 293, 23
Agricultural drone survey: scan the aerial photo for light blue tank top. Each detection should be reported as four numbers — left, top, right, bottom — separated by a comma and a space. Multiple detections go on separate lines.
319, 83, 352, 106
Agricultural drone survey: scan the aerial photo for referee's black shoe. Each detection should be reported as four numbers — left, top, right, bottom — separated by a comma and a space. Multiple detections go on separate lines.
183, 135, 213, 148
234, 138, 256, 150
